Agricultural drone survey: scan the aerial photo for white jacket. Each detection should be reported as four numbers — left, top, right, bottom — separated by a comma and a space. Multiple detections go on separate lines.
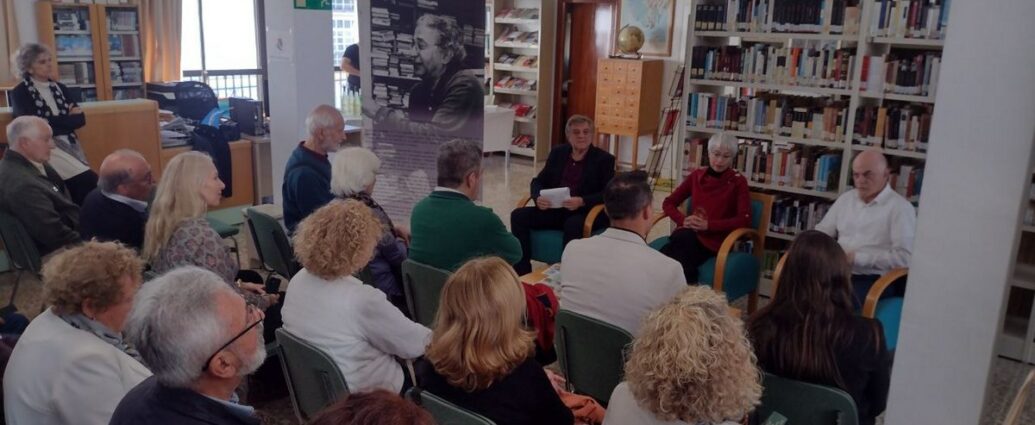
4, 308, 151, 425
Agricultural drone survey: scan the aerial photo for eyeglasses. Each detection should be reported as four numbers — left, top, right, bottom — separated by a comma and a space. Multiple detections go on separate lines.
201, 304, 262, 372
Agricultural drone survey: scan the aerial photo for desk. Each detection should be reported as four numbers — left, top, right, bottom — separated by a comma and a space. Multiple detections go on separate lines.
160, 139, 255, 209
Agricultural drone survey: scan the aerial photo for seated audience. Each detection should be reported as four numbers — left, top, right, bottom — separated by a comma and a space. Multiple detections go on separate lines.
749, 230, 891, 425
660, 133, 751, 283
283, 104, 346, 233
282, 200, 429, 394
416, 257, 573, 425
409, 139, 521, 271
330, 147, 409, 311
560, 171, 686, 336
10, 43, 97, 205
511, 115, 615, 275
308, 389, 434, 425
110, 267, 266, 425
79, 149, 154, 249
604, 286, 761, 425
0, 116, 80, 257
815, 149, 916, 304
142, 151, 273, 309
4, 241, 151, 425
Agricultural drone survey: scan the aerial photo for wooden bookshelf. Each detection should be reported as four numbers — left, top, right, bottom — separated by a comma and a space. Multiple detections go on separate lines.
682, 0, 946, 280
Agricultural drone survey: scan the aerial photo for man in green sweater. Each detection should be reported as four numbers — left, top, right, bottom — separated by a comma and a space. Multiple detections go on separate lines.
409, 139, 521, 271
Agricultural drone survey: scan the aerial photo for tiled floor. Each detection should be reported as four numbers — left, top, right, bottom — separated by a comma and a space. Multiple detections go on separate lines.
1, 154, 1033, 424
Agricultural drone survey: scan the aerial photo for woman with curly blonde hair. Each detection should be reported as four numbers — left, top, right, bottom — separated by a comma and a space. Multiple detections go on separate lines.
281, 200, 430, 395
604, 285, 761, 425
415, 256, 573, 425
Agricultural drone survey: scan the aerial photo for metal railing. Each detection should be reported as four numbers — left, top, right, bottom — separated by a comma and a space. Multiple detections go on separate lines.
182, 69, 265, 101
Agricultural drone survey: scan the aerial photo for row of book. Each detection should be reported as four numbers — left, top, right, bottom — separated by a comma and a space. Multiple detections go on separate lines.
370, 30, 417, 79
686, 92, 848, 142
511, 134, 535, 148
761, 249, 788, 278
55, 35, 94, 57
54, 0, 130, 4
889, 163, 923, 201
695, 0, 860, 34
870, 0, 950, 39
770, 198, 831, 236
495, 8, 539, 20
57, 63, 94, 85
107, 34, 140, 57
496, 30, 538, 46
495, 76, 537, 91
684, 138, 843, 192
106, 9, 137, 31
690, 44, 855, 89
496, 54, 538, 68
110, 61, 141, 83
372, 83, 410, 109
370, 8, 398, 27
862, 53, 941, 97
497, 102, 535, 119
53, 9, 90, 32
853, 104, 932, 151
416, 0, 439, 10
462, 24, 485, 48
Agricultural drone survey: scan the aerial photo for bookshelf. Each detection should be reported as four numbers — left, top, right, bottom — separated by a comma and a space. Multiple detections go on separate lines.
36, 1, 145, 102
682, 0, 948, 290
1001, 169, 1035, 363
487, 0, 555, 164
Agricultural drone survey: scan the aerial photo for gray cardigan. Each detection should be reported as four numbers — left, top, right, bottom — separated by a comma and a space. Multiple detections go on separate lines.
0, 150, 80, 256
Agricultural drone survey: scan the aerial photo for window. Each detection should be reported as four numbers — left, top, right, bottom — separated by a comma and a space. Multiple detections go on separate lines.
181, 0, 263, 100
332, 2, 359, 67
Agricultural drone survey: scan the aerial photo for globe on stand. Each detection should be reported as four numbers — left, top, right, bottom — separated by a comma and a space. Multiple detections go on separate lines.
616, 25, 645, 59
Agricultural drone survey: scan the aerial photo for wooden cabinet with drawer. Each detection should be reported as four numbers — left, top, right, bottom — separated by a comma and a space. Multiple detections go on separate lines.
594, 58, 664, 168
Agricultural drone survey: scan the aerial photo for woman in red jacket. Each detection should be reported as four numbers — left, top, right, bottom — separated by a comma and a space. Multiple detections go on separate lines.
660, 133, 751, 283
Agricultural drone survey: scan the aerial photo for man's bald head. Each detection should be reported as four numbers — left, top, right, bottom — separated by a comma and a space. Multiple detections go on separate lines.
851, 149, 891, 203
304, 105, 346, 154
98, 149, 153, 201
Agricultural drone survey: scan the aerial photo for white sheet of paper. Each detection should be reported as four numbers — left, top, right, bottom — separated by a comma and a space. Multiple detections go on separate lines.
540, 187, 571, 208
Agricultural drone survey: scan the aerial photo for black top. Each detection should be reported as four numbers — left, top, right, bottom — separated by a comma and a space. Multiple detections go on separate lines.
754, 316, 891, 425
110, 376, 260, 425
78, 188, 147, 249
415, 357, 574, 425
343, 43, 360, 89
9, 80, 85, 136
531, 144, 616, 209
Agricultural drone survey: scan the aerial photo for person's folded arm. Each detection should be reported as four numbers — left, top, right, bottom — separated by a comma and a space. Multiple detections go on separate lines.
14, 187, 79, 253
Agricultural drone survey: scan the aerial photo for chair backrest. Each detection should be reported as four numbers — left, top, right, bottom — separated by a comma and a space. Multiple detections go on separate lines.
0, 211, 41, 275
554, 309, 633, 404
275, 328, 349, 422
757, 373, 859, 425
245, 207, 298, 279
401, 259, 452, 327
407, 388, 497, 425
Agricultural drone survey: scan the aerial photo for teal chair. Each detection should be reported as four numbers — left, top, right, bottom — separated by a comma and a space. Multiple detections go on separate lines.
648, 192, 773, 313
406, 388, 496, 425
554, 309, 633, 405
0, 211, 42, 306
275, 328, 349, 423
515, 195, 607, 264
756, 373, 859, 425
862, 268, 908, 351
244, 207, 299, 279
401, 259, 452, 327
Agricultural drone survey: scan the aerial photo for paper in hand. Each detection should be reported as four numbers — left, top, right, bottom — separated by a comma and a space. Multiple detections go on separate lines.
539, 187, 571, 208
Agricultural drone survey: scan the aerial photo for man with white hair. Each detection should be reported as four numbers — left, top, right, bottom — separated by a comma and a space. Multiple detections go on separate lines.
110, 266, 265, 425
282, 104, 346, 232
78, 149, 154, 249
0, 115, 79, 256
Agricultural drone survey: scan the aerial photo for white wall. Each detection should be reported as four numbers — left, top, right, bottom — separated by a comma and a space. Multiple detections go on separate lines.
264, 3, 333, 204
884, 0, 1035, 423
14, 0, 38, 43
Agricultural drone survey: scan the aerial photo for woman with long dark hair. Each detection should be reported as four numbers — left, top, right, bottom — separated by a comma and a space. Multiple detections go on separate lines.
748, 230, 891, 425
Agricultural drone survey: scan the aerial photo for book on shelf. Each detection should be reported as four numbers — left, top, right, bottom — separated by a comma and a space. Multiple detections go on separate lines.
862, 52, 941, 97
494, 76, 537, 91
416, 0, 439, 10
511, 134, 535, 148
55, 35, 94, 57
687, 92, 847, 142
57, 62, 94, 85
870, 0, 951, 39
762, 249, 788, 278
497, 102, 536, 118
853, 103, 933, 151
690, 43, 856, 89
496, 8, 539, 20
696, 0, 860, 34
769, 197, 831, 236
496, 53, 538, 68
463, 24, 485, 48
889, 163, 924, 200
729, 139, 842, 192
107, 9, 138, 31
53, 8, 90, 32
372, 82, 410, 108
495, 29, 539, 46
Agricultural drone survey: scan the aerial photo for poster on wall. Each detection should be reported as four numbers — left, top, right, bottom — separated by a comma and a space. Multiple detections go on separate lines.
620, 0, 676, 56
359, 0, 486, 222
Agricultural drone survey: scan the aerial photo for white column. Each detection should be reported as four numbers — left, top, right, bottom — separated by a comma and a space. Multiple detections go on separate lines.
264, 2, 333, 204
885, 1, 1035, 423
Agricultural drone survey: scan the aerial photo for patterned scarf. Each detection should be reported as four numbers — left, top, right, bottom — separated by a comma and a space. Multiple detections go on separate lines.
59, 312, 145, 365
343, 191, 396, 231
21, 74, 88, 165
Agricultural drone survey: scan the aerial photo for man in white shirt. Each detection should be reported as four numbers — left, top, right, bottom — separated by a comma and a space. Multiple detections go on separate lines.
815, 149, 916, 304
560, 171, 686, 336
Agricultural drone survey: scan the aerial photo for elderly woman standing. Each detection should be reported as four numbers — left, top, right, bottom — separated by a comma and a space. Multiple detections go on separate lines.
660, 133, 751, 283
282, 200, 429, 394
331, 147, 409, 310
604, 286, 761, 425
9, 43, 97, 205
4, 241, 151, 425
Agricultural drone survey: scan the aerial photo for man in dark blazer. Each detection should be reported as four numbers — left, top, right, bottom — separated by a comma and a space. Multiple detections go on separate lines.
79, 150, 154, 249
0, 116, 79, 257
511, 115, 616, 275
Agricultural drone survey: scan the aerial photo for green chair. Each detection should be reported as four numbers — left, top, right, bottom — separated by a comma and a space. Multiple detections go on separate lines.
401, 259, 451, 327
0, 211, 42, 306
554, 309, 633, 405
275, 328, 349, 423
406, 388, 496, 425
514, 195, 608, 264
757, 373, 859, 425
648, 192, 774, 313
244, 207, 299, 279
206, 216, 240, 264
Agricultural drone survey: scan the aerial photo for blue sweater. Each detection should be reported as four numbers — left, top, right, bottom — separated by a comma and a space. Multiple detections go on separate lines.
282, 143, 333, 232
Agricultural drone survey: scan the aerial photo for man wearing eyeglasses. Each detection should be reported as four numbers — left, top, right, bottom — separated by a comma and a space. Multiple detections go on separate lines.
78, 149, 155, 250
815, 149, 917, 306
110, 267, 266, 425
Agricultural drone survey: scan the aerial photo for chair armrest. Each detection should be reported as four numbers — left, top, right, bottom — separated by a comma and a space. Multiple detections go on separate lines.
771, 253, 788, 297
650, 212, 669, 230
582, 204, 606, 238
712, 228, 761, 293
516, 194, 532, 209
862, 268, 909, 318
